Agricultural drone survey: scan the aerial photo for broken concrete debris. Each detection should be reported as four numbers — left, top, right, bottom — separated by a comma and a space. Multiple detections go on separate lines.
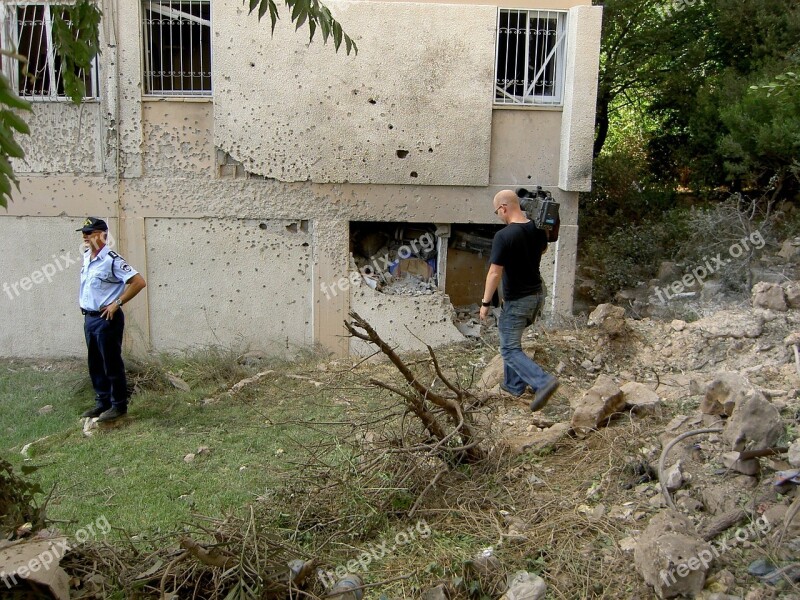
634, 510, 713, 599
570, 374, 626, 435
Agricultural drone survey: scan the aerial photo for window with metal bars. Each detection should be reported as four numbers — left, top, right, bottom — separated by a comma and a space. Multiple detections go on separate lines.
0, 4, 99, 101
142, 0, 211, 96
494, 9, 567, 107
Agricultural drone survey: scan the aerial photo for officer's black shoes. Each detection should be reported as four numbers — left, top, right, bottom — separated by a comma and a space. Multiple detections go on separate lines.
97, 406, 127, 422
81, 406, 107, 418
530, 378, 559, 412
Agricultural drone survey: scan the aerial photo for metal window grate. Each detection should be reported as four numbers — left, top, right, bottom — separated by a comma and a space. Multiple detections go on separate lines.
0, 3, 99, 101
494, 9, 567, 107
142, 0, 211, 96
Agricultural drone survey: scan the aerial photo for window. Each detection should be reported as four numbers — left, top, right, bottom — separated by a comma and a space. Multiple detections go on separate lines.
494, 9, 567, 107
142, 0, 211, 96
0, 4, 99, 101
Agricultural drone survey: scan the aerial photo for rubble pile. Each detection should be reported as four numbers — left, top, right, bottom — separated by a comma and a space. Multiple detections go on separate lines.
482, 272, 800, 599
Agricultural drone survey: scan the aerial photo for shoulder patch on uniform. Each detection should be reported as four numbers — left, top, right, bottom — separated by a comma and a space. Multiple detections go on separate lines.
108, 251, 120, 258
121, 263, 132, 272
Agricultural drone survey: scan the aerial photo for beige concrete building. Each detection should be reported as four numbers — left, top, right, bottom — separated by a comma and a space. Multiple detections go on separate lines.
0, 0, 601, 358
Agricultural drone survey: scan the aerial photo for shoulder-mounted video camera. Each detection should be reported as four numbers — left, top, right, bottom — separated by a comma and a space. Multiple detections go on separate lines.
516, 187, 560, 242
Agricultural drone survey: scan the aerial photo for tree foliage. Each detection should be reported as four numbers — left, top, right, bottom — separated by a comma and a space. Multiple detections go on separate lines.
593, 0, 800, 199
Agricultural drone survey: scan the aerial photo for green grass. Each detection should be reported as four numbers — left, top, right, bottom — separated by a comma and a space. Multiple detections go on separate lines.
0, 352, 352, 537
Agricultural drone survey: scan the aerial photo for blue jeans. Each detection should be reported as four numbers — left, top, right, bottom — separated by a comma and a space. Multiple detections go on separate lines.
498, 294, 553, 395
84, 312, 128, 410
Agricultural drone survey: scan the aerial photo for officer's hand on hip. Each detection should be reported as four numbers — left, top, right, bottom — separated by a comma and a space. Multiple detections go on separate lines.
101, 303, 118, 320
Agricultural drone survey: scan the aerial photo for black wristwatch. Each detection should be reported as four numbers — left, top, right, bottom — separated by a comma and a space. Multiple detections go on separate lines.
481, 300, 491, 307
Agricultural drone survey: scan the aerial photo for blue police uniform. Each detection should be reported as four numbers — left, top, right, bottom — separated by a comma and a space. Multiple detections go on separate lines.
80, 245, 139, 412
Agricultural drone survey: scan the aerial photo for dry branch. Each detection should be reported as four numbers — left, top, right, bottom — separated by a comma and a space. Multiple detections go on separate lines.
345, 311, 485, 463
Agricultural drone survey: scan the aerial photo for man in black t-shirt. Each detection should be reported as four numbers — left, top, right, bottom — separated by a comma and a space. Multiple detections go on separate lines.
479, 190, 559, 411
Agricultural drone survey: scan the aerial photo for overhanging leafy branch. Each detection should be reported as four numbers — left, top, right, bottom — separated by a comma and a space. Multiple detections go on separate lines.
247, 0, 358, 55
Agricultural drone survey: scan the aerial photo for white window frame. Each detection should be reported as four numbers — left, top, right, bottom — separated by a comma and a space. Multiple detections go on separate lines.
0, 2, 99, 101
494, 9, 567, 107
142, 0, 212, 97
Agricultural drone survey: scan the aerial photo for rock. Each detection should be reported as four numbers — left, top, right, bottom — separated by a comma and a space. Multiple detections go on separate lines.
700, 280, 724, 303
456, 320, 481, 338
752, 282, 787, 311
633, 510, 713, 599
671, 319, 686, 332
37, 405, 54, 415
499, 571, 546, 600
723, 394, 784, 451
721, 451, 760, 476
676, 496, 703, 513
784, 282, 800, 309
778, 239, 800, 260
664, 461, 684, 492
0, 537, 71, 600
82, 417, 97, 437
507, 423, 571, 454
420, 584, 449, 600
621, 381, 662, 417
571, 375, 626, 435
167, 372, 191, 392
788, 439, 800, 468
689, 310, 764, 339
465, 548, 506, 596
701, 372, 756, 416
184, 453, 196, 463
702, 484, 741, 515
478, 354, 504, 391
587, 304, 627, 337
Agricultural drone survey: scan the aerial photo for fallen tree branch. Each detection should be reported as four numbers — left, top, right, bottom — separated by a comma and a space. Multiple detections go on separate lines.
345, 311, 485, 463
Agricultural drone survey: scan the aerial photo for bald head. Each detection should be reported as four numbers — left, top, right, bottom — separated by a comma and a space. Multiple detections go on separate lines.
493, 189, 520, 211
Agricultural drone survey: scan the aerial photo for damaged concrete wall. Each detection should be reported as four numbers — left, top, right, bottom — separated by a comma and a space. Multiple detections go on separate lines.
145, 218, 313, 353
0, 0, 602, 358
12, 103, 103, 174
212, 0, 495, 186
0, 216, 111, 357
142, 102, 214, 177
350, 284, 464, 355
490, 110, 562, 187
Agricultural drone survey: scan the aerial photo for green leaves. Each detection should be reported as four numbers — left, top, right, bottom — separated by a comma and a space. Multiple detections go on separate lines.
246, 0, 358, 55
0, 73, 30, 209
750, 72, 799, 98
51, 0, 102, 104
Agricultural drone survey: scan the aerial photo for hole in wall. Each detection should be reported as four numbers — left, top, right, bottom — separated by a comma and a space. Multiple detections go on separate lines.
349, 222, 438, 296
396, 149, 409, 159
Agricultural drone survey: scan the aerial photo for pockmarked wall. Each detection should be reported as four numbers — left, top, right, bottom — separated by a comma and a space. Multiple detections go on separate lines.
0, 216, 107, 357
12, 103, 104, 174
145, 218, 313, 353
212, 0, 496, 186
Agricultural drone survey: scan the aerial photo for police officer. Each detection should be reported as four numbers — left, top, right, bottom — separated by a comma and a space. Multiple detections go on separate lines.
78, 217, 146, 422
